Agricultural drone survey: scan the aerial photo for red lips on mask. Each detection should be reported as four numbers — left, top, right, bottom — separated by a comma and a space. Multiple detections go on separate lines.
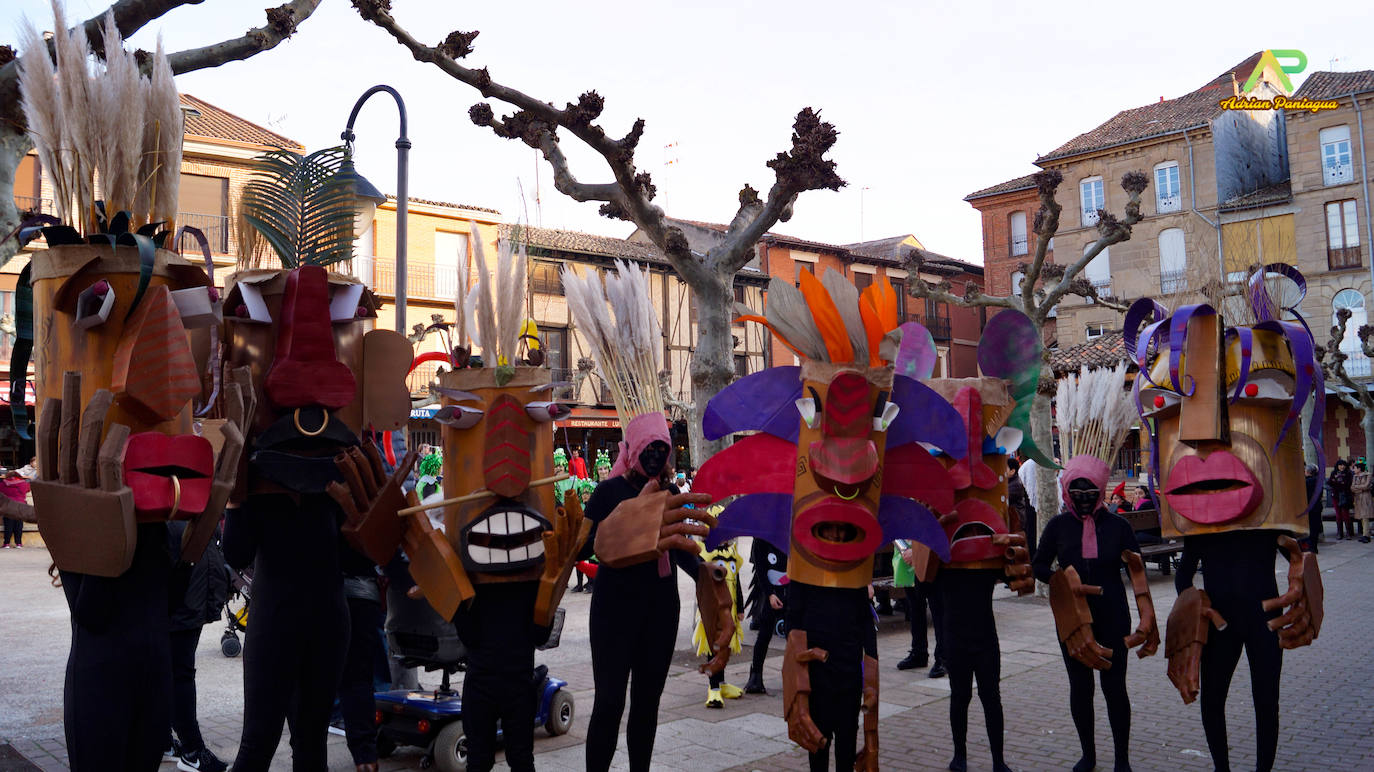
1163, 450, 1263, 524
123, 432, 214, 521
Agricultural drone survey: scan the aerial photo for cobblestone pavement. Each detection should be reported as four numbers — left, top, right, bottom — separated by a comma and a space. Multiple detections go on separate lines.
3, 532, 1370, 771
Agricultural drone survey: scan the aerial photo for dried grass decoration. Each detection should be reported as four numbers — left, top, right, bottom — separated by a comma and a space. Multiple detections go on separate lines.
17, 2, 183, 235
1055, 361, 1136, 464
560, 260, 664, 423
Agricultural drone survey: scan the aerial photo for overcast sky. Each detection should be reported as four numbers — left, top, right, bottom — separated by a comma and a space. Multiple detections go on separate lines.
8, 0, 1374, 262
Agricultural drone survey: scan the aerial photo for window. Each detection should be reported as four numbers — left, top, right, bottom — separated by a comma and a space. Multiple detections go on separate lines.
1158, 228, 1187, 293
531, 261, 563, 296
795, 262, 814, 286
852, 272, 873, 292
1321, 126, 1353, 186
1327, 200, 1362, 270
1010, 270, 1026, 295
1333, 289, 1370, 377
1082, 244, 1111, 296
1080, 177, 1104, 226
542, 327, 573, 399
734, 354, 749, 377
0, 290, 12, 361
1009, 211, 1028, 256
733, 284, 748, 304
1085, 323, 1107, 340
1154, 162, 1181, 213
14, 155, 41, 213
178, 173, 229, 253
889, 280, 908, 322
431, 231, 469, 300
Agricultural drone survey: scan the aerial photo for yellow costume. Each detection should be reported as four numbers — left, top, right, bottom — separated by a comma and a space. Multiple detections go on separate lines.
693, 540, 745, 656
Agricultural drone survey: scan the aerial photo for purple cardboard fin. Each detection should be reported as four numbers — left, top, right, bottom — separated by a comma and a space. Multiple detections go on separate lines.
704, 493, 793, 553
886, 376, 968, 459
702, 366, 802, 442
878, 495, 951, 563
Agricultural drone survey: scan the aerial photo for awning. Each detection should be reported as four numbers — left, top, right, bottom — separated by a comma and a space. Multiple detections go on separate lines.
556, 407, 621, 429
410, 406, 439, 419
0, 380, 37, 407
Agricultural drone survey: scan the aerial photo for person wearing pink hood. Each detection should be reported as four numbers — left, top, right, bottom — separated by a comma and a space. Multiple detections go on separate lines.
1032, 455, 1159, 772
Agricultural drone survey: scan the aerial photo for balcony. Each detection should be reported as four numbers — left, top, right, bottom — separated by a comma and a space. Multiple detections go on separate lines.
1346, 352, 1372, 378
14, 195, 50, 215
1324, 163, 1353, 186
177, 212, 229, 253
408, 360, 443, 396
1160, 269, 1187, 294
924, 314, 952, 340
373, 262, 461, 302
1157, 194, 1181, 213
1329, 246, 1362, 271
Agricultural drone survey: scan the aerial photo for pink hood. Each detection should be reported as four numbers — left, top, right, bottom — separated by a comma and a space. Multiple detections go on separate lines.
608, 412, 672, 479
1060, 454, 1110, 512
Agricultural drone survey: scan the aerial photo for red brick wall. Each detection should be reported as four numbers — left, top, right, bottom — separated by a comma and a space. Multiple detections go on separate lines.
971, 188, 1053, 300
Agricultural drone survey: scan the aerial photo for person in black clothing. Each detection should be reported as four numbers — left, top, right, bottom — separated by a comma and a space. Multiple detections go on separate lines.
166, 520, 231, 772
337, 543, 384, 772
1032, 457, 1144, 772
895, 547, 945, 679
785, 578, 876, 772
745, 538, 787, 694
223, 492, 351, 771
939, 569, 1012, 772
1304, 464, 1323, 554
582, 437, 712, 772
1174, 531, 1285, 772
1007, 458, 1036, 556
1328, 459, 1354, 539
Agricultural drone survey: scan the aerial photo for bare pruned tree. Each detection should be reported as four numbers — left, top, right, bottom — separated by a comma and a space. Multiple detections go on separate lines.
1320, 308, 1374, 463
904, 169, 1148, 529
352, 0, 845, 461
0, 0, 327, 265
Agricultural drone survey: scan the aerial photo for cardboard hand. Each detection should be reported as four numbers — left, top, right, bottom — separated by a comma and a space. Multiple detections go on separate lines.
534, 488, 592, 628
696, 561, 737, 676
592, 479, 715, 568
783, 630, 828, 754
1165, 586, 1227, 704
182, 366, 255, 562
398, 490, 474, 621
1121, 550, 1160, 658
31, 372, 137, 577
853, 653, 880, 772
328, 444, 419, 566
1262, 535, 1324, 649
995, 532, 1034, 596
1049, 566, 1113, 670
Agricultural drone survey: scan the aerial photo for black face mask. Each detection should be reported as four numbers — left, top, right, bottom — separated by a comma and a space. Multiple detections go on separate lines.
1067, 479, 1100, 518
638, 441, 670, 479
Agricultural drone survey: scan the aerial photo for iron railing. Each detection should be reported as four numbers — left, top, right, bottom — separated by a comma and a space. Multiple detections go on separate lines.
1344, 352, 1372, 378
1160, 269, 1187, 294
373, 263, 461, 301
1329, 246, 1363, 271
1090, 278, 1111, 297
176, 212, 229, 253
14, 195, 50, 215
924, 314, 952, 340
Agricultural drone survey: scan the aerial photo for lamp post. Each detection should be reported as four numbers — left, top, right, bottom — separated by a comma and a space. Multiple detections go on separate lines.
342, 85, 410, 333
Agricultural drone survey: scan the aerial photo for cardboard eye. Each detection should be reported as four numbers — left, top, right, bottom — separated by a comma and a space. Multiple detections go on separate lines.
74, 280, 115, 329
795, 397, 819, 429
526, 401, 571, 423
1143, 388, 1179, 415
329, 284, 365, 321
873, 402, 900, 432
434, 404, 483, 429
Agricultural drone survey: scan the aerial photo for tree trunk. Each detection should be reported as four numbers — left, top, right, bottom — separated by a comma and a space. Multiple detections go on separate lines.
1363, 406, 1374, 467
1030, 361, 1057, 597
0, 126, 31, 268
687, 270, 735, 468
1301, 391, 1319, 466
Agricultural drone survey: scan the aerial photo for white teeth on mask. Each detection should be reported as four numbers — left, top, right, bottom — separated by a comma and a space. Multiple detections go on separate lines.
468, 545, 493, 564
469, 519, 491, 535
528, 541, 545, 559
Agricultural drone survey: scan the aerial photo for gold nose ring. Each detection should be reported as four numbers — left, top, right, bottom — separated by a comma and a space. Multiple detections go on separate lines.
294, 408, 330, 437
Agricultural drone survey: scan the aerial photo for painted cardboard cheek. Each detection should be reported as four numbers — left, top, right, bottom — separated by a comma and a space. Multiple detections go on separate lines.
946, 453, 1012, 567
440, 368, 555, 584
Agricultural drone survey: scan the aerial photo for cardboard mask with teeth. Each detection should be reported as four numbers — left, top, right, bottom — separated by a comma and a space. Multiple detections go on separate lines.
693, 270, 967, 589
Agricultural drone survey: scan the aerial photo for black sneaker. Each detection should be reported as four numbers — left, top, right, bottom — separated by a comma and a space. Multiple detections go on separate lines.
163, 738, 182, 763
177, 747, 227, 772
897, 651, 928, 671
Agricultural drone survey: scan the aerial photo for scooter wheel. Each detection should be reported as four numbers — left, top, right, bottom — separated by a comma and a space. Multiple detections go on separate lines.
545, 690, 574, 736
220, 631, 241, 658
432, 722, 467, 772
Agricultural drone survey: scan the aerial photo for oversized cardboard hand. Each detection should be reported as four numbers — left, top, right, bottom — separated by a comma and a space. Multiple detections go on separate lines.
181, 366, 256, 563
853, 654, 880, 772
31, 372, 136, 577
592, 479, 715, 567
696, 561, 737, 676
1165, 586, 1228, 703
995, 532, 1034, 596
1122, 550, 1160, 657
1262, 535, 1324, 649
1049, 566, 1113, 670
783, 629, 829, 754
534, 488, 592, 628
328, 445, 419, 566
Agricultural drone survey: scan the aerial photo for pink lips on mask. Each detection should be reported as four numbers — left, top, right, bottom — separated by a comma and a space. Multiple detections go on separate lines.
1163, 450, 1263, 524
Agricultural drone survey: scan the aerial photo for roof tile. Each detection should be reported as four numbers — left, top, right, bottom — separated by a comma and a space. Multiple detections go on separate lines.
1050, 331, 1127, 374
1292, 70, 1374, 101
964, 173, 1038, 201
180, 94, 303, 149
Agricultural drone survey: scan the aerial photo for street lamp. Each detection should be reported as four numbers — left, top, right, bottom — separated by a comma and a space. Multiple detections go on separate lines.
342, 85, 410, 333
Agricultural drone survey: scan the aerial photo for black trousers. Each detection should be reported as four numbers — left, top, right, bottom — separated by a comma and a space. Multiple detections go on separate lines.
585, 576, 679, 772
2, 516, 21, 545
1061, 640, 1130, 767
1200, 614, 1282, 772
462, 668, 536, 772
806, 663, 862, 772
906, 582, 944, 663
169, 627, 206, 753
339, 596, 382, 765
62, 524, 172, 772
948, 646, 1004, 764
751, 601, 782, 674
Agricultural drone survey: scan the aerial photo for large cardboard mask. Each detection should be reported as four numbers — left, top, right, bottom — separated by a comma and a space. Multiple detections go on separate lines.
1128, 272, 1323, 539
438, 367, 560, 584
928, 378, 1018, 568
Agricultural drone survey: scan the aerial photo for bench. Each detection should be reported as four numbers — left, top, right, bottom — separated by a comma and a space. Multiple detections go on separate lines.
1118, 508, 1182, 574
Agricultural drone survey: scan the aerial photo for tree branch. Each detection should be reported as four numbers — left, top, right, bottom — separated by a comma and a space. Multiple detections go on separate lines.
165, 0, 325, 75
906, 257, 1019, 311
1324, 309, 1373, 408
1039, 171, 1147, 313
1024, 170, 1063, 311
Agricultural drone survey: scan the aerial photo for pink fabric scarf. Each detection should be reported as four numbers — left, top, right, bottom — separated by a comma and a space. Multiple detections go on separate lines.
1060, 454, 1110, 561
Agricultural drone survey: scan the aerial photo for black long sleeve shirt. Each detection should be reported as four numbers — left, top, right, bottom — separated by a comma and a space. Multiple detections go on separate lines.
579, 474, 700, 583
1032, 508, 1139, 641
1174, 529, 1283, 626
784, 581, 877, 683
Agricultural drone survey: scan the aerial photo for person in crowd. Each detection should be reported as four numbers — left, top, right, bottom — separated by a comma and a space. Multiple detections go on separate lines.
1132, 485, 1156, 511
165, 519, 231, 772
1352, 461, 1372, 543
893, 540, 945, 679
1328, 459, 1354, 539
1304, 464, 1324, 553
744, 538, 787, 694
1, 469, 28, 548
336, 542, 384, 772
571, 448, 589, 479
1033, 458, 1150, 772
1016, 456, 1041, 555
1008, 458, 1036, 555
696, 538, 745, 708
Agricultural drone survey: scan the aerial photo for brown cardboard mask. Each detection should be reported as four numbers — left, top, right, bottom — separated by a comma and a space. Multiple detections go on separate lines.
439, 367, 558, 584
927, 378, 1016, 569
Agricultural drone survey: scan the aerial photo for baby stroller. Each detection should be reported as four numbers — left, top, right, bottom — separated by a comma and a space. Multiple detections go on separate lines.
374, 581, 573, 771
219, 564, 252, 657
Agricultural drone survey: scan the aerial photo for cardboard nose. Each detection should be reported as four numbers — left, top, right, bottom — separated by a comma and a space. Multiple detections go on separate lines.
483, 394, 533, 499
264, 265, 357, 411
1179, 312, 1228, 445
112, 284, 201, 422
809, 437, 877, 484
